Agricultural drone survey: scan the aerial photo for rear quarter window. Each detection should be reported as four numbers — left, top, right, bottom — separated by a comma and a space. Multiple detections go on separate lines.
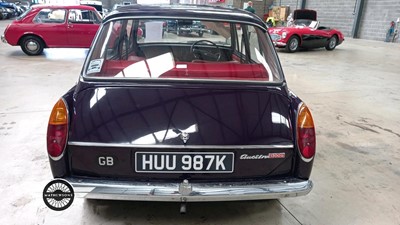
16, 7, 32, 20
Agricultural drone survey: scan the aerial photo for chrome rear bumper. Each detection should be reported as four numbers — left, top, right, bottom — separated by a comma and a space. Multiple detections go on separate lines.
67, 177, 312, 202
1, 35, 7, 44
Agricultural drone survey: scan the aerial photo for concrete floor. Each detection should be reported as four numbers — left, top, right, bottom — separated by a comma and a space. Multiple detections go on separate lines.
1, 19, 399, 225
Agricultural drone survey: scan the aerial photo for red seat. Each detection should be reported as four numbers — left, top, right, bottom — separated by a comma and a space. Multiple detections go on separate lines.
160, 62, 269, 81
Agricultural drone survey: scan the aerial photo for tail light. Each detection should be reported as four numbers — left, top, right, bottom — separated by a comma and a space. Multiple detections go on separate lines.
296, 103, 316, 161
47, 99, 68, 160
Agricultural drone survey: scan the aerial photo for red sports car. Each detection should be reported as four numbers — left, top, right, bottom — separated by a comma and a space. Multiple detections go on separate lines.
1, 5, 101, 55
268, 9, 344, 53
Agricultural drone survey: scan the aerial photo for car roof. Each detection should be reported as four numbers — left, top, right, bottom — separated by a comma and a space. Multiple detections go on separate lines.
31, 4, 97, 10
104, 4, 266, 29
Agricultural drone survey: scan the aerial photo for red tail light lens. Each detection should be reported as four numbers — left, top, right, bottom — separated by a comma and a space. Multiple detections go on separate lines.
296, 103, 316, 160
47, 99, 68, 159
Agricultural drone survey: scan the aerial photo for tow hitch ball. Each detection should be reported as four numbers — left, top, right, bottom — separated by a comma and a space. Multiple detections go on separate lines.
180, 200, 187, 214
179, 179, 191, 214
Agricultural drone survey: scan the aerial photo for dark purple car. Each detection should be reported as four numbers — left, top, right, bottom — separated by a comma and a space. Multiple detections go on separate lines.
46, 4, 315, 208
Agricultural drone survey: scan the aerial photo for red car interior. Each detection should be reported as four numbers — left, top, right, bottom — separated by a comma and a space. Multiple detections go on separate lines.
97, 59, 269, 81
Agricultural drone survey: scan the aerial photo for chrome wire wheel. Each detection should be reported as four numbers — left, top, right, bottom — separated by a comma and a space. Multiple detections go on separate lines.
329, 37, 337, 48
326, 35, 338, 51
289, 38, 298, 51
286, 36, 300, 53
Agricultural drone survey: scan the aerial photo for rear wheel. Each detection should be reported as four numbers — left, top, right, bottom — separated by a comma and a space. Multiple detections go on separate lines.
285, 36, 300, 53
198, 31, 203, 37
20, 35, 44, 56
325, 35, 337, 51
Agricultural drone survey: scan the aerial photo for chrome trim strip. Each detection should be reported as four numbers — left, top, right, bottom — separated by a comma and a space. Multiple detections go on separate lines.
68, 141, 294, 149
82, 76, 284, 85
67, 178, 312, 202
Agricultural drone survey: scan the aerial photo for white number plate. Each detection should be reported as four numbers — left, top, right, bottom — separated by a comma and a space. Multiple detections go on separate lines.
135, 152, 234, 173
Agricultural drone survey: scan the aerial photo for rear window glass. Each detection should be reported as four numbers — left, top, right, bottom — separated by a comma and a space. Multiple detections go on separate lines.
84, 18, 282, 82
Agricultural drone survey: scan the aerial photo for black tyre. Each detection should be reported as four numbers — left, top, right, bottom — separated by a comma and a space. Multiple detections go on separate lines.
285, 36, 300, 53
325, 35, 337, 51
198, 31, 203, 37
20, 35, 44, 56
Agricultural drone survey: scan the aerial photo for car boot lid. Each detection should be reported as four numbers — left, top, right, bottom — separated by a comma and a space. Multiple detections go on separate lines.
293, 9, 317, 20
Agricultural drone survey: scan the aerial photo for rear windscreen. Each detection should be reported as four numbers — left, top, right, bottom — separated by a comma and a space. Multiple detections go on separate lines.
84, 18, 282, 82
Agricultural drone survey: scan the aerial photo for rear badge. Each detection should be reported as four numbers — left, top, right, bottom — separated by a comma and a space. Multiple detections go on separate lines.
180, 132, 190, 144
240, 153, 285, 160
